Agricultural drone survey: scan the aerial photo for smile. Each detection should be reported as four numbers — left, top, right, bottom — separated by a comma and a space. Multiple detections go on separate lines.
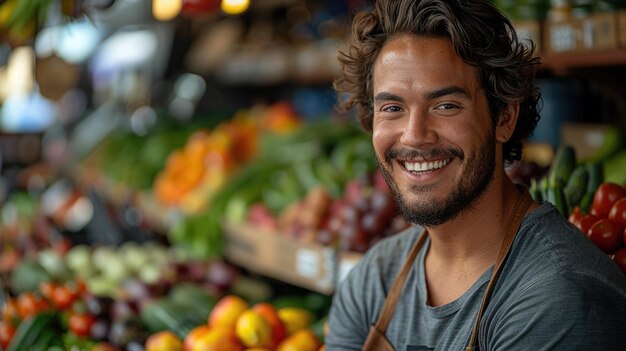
403, 158, 451, 172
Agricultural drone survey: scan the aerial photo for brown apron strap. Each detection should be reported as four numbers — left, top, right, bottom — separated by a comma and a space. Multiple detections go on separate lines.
376, 230, 429, 332
363, 229, 429, 351
465, 190, 534, 351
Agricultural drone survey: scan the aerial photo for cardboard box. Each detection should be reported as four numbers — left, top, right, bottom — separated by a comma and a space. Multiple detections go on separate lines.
224, 223, 336, 294
544, 12, 619, 53
514, 20, 543, 54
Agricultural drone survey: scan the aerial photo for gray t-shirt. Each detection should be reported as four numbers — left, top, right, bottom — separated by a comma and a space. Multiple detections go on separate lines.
326, 203, 626, 350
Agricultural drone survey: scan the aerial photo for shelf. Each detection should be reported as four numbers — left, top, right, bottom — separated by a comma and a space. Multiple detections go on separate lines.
541, 48, 626, 73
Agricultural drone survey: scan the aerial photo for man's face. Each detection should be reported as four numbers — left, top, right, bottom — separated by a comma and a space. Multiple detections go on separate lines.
371, 35, 498, 227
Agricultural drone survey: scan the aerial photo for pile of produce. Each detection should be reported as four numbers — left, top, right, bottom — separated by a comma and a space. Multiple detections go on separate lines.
1, 234, 243, 350
568, 182, 626, 274
529, 144, 626, 275
143, 294, 326, 351
246, 170, 410, 253
153, 102, 300, 214
168, 118, 380, 259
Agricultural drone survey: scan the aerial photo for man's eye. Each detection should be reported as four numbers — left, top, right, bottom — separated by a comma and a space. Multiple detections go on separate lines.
435, 103, 458, 110
382, 105, 402, 112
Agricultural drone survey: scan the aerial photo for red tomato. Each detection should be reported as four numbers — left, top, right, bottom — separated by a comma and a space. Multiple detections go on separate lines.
68, 312, 96, 338
39, 281, 57, 301
52, 284, 77, 310
591, 182, 626, 218
576, 214, 601, 235
568, 206, 584, 226
608, 197, 626, 227
0, 321, 16, 348
613, 248, 626, 275
17, 293, 42, 319
587, 218, 624, 254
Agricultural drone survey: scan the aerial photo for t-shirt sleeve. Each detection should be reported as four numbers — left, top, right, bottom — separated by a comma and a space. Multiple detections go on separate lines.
325, 253, 375, 350
485, 273, 626, 351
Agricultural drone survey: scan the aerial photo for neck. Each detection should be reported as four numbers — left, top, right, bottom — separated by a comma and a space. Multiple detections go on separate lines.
425, 172, 522, 268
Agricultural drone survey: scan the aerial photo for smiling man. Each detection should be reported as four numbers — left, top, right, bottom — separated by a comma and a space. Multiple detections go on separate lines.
326, 1, 626, 350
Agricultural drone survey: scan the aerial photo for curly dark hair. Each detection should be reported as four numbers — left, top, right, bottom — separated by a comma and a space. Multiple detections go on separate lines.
334, 0, 541, 164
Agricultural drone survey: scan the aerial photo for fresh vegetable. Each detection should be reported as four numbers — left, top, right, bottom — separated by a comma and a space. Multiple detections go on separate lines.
6, 311, 60, 351
608, 197, 626, 227
587, 219, 624, 254
575, 214, 600, 236
591, 182, 626, 218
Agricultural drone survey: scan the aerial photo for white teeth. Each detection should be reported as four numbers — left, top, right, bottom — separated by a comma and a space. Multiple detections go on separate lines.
404, 159, 450, 172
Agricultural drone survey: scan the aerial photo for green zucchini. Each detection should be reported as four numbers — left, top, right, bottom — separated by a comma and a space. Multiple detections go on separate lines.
7, 312, 59, 351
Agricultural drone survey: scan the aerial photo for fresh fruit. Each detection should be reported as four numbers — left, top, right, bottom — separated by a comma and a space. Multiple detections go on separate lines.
252, 303, 287, 348
277, 308, 313, 336
68, 311, 96, 338
276, 329, 321, 351
608, 197, 626, 227
184, 325, 212, 351
613, 248, 626, 274
587, 219, 624, 254
576, 214, 601, 236
568, 206, 584, 227
208, 295, 249, 330
190, 327, 244, 351
591, 182, 625, 218
146, 330, 183, 351
0, 321, 16, 348
236, 309, 273, 348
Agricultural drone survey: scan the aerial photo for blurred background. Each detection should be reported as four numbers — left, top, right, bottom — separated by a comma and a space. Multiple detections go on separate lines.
1, 0, 626, 349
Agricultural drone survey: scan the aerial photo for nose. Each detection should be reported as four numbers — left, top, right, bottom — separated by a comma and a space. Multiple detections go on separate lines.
399, 109, 437, 147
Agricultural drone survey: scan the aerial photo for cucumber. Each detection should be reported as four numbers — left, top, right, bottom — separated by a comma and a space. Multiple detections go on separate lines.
586, 161, 604, 194
7, 312, 59, 351
547, 186, 568, 216
548, 145, 576, 188
563, 165, 589, 213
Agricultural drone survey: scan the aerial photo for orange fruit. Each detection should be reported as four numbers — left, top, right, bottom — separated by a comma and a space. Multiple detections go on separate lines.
276, 329, 321, 351
252, 303, 287, 347
145, 330, 183, 351
235, 310, 273, 348
277, 308, 313, 335
192, 327, 244, 351
208, 295, 249, 330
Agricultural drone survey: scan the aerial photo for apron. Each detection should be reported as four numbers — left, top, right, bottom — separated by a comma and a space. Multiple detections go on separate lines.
362, 190, 534, 351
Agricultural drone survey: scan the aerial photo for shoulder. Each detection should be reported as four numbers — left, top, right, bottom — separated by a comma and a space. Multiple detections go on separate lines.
506, 203, 626, 289
484, 271, 626, 350
483, 204, 626, 349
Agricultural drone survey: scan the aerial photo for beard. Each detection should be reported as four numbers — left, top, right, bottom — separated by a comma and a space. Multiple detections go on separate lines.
377, 128, 496, 227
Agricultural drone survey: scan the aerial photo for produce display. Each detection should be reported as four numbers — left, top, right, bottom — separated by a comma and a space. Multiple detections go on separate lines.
246, 170, 410, 253
526, 144, 626, 275
143, 294, 326, 351
167, 118, 381, 259
153, 102, 300, 214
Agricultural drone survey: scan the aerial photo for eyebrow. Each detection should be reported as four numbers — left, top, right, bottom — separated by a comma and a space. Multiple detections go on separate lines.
374, 86, 470, 104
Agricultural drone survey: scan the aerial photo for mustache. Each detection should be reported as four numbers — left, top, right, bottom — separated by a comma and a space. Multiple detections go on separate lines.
384, 147, 464, 165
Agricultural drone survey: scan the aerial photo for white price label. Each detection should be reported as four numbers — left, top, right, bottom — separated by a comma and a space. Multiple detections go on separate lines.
296, 248, 319, 278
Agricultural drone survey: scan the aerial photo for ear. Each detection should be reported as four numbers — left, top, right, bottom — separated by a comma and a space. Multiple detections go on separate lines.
496, 103, 519, 143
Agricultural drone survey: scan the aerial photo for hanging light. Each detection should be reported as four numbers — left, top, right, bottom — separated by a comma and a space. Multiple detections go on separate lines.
152, 0, 183, 21
221, 0, 249, 15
